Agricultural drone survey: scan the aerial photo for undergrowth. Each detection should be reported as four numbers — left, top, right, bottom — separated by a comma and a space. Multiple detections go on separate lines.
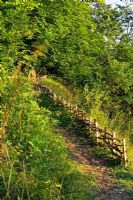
40, 76, 133, 163
40, 76, 79, 105
39, 76, 133, 199
1, 70, 97, 200
111, 164, 133, 198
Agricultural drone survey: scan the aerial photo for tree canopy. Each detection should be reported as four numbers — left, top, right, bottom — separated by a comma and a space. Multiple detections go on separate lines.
1, 0, 133, 199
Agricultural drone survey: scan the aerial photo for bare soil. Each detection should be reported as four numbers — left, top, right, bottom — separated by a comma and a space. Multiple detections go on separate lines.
55, 126, 133, 200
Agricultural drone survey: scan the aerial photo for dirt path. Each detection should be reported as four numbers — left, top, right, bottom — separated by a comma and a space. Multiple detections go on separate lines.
55, 126, 132, 200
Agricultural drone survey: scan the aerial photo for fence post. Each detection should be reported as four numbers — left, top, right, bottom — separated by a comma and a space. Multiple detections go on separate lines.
64, 100, 67, 107
0, 134, 2, 164
122, 138, 127, 166
81, 109, 84, 120
104, 127, 107, 133
94, 119, 96, 135
82, 111, 85, 121
53, 93, 57, 101
67, 103, 70, 109
49, 88, 53, 94
113, 132, 116, 142
94, 119, 98, 143
90, 117, 92, 127
74, 106, 77, 115
94, 119, 96, 132
88, 117, 92, 134
69, 104, 72, 112
58, 96, 62, 105
96, 122, 99, 144
112, 132, 116, 154
103, 127, 107, 143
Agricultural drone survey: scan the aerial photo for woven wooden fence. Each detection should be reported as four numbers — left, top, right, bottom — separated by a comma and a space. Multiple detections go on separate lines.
35, 83, 128, 166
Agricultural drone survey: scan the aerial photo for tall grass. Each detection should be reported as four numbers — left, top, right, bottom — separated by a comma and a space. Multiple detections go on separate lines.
40, 76, 79, 105
40, 76, 133, 163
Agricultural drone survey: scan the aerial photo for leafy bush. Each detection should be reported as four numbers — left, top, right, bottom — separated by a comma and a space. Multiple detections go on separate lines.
1, 67, 97, 200
1, 69, 69, 199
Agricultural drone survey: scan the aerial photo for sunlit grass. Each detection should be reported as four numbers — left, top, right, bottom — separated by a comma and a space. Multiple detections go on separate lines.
40, 76, 133, 164
112, 163, 133, 197
40, 76, 79, 106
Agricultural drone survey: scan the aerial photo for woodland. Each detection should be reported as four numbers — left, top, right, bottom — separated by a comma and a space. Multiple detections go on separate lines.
0, 0, 133, 199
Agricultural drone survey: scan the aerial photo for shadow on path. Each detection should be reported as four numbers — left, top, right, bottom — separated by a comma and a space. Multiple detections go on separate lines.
55, 126, 133, 200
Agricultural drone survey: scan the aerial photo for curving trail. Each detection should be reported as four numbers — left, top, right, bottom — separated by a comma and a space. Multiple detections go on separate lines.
55, 126, 132, 200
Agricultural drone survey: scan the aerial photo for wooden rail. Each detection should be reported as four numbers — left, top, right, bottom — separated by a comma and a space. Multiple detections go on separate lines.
35, 83, 128, 166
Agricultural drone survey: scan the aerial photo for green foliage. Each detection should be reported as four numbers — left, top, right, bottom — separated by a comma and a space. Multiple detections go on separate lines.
40, 76, 79, 105
40, 75, 133, 161
1, 0, 133, 198
1, 69, 64, 198
62, 171, 97, 200
1, 68, 97, 199
33, 0, 133, 155
112, 164, 133, 197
